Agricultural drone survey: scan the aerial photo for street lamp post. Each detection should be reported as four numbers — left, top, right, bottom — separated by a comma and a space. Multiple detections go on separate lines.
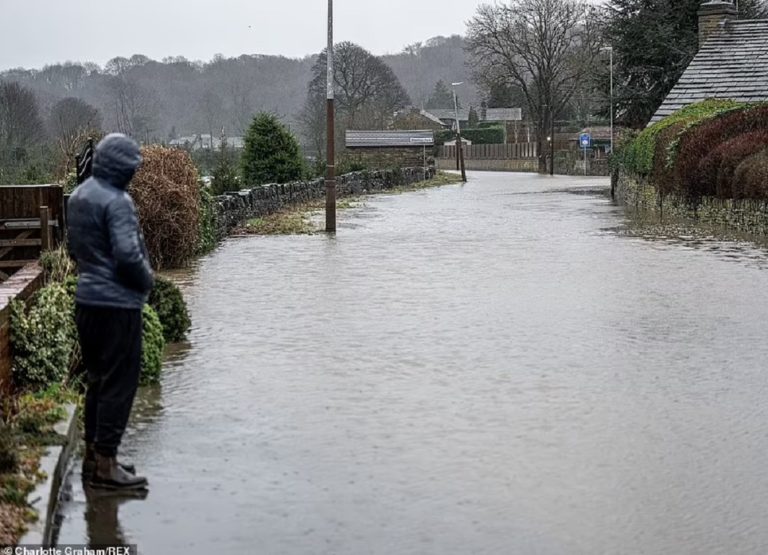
542, 103, 555, 176
325, 0, 336, 232
601, 46, 614, 156
451, 82, 467, 183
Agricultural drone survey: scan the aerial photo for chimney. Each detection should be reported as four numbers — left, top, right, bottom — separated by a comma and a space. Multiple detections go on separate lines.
698, 1, 738, 48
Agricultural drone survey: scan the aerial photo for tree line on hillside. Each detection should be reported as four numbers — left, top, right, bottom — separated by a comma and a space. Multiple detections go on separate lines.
4, 0, 768, 183
0, 36, 477, 183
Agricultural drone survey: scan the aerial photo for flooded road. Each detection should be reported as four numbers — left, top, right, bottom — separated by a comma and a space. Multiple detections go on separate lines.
57, 172, 768, 554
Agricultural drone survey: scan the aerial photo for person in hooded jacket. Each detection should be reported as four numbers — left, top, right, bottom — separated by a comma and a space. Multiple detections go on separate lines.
67, 133, 153, 491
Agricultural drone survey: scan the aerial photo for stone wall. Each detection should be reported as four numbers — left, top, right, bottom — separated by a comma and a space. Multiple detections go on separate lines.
554, 154, 611, 177
616, 171, 768, 236
343, 149, 432, 171
210, 167, 434, 240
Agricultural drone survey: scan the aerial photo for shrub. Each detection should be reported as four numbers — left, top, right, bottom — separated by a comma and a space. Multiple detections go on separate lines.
130, 146, 201, 270
620, 99, 743, 177
141, 305, 165, 386
211, 136, 240, 195
0, 424, 18, 474
694, 131, 768, 199
435, 130, 455, 146
10, 284, 77, 390
461, 127, 505, 145
40, 246, 76, 284
733, 149, 768, 200
197, 185, 219, 255
672, 104, 768, 198
241, 113, 305, 185
148, 277, 191, 343
337, 155, 369, 174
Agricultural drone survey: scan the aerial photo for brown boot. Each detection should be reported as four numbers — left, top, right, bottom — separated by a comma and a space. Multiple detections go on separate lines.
90, 452, 147, 490
82, 443, 136, 479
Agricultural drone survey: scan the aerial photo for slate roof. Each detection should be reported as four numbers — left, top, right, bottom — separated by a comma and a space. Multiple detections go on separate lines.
425, 108, 523, 122
650, 19, 768, 124
346, 130, 435, 148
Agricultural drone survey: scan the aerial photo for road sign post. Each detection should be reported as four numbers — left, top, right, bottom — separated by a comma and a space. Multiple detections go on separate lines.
579, 133, 591, 176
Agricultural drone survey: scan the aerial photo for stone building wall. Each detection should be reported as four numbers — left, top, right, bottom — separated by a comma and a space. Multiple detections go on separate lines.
343, 148, 433, 171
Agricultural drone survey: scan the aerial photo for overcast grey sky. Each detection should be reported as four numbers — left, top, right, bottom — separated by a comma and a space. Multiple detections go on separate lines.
0, 0, 489, 70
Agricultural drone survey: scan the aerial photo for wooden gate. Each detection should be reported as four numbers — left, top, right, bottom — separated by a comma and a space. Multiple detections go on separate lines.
0, 185, 65, 283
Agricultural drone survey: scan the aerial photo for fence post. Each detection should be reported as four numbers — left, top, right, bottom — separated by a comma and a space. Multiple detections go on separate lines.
40, 206, 51, 252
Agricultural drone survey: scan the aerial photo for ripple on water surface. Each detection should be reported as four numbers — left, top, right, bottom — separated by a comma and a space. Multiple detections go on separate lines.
57, 173, 768, 555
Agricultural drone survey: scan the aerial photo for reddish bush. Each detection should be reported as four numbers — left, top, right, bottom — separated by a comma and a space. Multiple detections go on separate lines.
130, 146, 201, 269
695, 130, 768, 199
673, 104, 768, 198
733, 149, 768, 200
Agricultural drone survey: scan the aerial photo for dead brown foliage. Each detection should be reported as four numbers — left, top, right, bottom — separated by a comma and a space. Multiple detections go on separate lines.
131, 146, 200, 269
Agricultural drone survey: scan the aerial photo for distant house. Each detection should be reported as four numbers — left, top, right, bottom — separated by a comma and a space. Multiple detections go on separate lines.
425, 107, 523, 129
345, 130, 435, 169
169, 134, 245, 151
390, 108, 448, 131
651, 0, 768, 124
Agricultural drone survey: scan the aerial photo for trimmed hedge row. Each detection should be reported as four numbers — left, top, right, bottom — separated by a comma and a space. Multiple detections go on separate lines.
672, 105, 768, 198
692, 131, 768, 199
435, 127, 506, 145
620, 99, 743, 177
618, 100, 768, 201
734, 149, 768, 200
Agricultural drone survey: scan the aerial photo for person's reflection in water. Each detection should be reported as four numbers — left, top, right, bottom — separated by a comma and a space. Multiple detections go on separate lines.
83, 484, 148, 546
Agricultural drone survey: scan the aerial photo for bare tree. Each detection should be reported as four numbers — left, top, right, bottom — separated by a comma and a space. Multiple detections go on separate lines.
49, 97, 102, 174
0, 81, 45, 150
301, 42, 410, 157
199, 89, 224, 149
467, 0, 602, 172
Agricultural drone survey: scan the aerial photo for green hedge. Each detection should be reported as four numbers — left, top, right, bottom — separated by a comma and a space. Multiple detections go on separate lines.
141, 305, 165, 386
617, 100, 768, 201
148, 277, 191, 343
11, 277, 170, 391
462, 128, 506, 145
435, 130, 454, 146
436, 127, 506, 146
10, 284, 77, 390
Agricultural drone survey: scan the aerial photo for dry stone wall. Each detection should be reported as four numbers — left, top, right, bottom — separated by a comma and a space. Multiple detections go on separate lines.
616, 170, 768, 236
210, 167, 434, 240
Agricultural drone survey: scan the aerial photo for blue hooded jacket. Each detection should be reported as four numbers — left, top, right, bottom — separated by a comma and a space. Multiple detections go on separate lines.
67, 134, 154, 309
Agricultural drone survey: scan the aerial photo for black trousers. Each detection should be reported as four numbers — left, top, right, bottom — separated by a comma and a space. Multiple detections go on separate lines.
75, 304, 143, 457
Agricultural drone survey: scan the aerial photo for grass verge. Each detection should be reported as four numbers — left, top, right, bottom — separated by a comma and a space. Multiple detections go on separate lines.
0, 384, 80, 545
237, 171, 462, 236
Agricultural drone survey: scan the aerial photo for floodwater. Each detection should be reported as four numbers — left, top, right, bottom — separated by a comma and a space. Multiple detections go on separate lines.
56, 172, 768, 554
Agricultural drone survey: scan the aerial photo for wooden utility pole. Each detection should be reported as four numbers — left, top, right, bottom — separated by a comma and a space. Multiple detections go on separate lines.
325, 0, 337, 232
550, 107, 555, 176
452, 84, 467, 183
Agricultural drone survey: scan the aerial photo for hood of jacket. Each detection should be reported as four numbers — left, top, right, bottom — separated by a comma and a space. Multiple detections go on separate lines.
92, 133, 142, 190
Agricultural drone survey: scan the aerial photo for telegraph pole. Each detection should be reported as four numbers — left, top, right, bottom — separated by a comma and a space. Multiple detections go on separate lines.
325, 0, 336, 232
550, 106, 555, 176
452, 82, 467, 183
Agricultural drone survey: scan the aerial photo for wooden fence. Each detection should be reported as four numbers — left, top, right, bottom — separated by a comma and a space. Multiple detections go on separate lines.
439, 143, 538, 161
0, 185, 63, 393
0, 185, 65, 283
